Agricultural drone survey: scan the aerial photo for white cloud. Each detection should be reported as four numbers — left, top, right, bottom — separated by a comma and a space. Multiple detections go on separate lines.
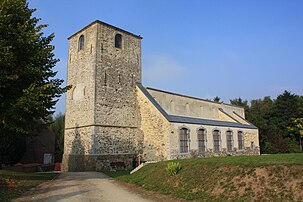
143, 54, 186, 84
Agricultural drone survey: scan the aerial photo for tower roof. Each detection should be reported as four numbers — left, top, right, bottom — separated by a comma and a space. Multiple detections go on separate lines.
68, 20, 143, 40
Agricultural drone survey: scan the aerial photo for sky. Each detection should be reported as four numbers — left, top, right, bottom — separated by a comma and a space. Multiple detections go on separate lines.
28, 0, 303, 116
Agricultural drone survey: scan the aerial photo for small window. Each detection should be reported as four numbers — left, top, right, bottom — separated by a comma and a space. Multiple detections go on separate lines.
197, 128, 206, 153
180, 128, 189, 153
213, 129, 221, 152
115, 34, 122, 48
79, 35, 84, 51
226, 130, 233, 152
238, 131, 244, 150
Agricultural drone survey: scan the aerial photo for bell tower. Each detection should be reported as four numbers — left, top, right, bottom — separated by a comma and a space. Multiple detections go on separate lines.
63, 20, 143, 171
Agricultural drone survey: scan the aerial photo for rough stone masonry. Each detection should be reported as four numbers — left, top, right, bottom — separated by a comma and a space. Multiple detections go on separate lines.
62, 20, 259, 171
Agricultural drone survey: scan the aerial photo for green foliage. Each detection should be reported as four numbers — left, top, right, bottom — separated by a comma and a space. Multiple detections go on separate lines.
166, 162, 182, 175
213, 96, 221, 103
49, 113, 65, 162
0, 0, 66, 135
288, 118, 303, 151
231, 91, 303, 154
230, 97, 249, 110
0, 133, 26, 164
0, 0, 67, 163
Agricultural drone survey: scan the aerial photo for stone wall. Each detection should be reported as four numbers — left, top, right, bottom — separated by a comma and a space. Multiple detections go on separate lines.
63, 20, 260, 171
147, 88, 246, 121
63, 21, 144, 171
137, 86, 176, 162
170, 122, 260, 159
136, 87, 259, 162
65, 24, 97, 129
94, 22, 142, 127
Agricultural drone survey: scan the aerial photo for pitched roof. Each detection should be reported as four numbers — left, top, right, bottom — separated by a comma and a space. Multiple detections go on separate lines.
137, 83, 257, 129
68, 20, 143, 40
146, 86, 244, 109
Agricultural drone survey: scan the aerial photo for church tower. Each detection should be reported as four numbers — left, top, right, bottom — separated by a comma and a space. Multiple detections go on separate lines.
62, 20, 143, 171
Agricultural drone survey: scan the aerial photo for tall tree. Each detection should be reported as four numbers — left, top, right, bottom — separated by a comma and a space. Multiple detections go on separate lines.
248, 96, 274, 153
271, 91, 300, 137
0, 0, 66, 163
0, 0, 65, 135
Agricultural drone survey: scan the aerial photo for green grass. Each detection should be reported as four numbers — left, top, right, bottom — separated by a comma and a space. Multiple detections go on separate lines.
105, 153, 303, 201
0, 170, 58, 202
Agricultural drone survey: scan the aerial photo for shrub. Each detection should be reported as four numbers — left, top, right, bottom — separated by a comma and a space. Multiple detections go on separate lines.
166, 162, 182, 175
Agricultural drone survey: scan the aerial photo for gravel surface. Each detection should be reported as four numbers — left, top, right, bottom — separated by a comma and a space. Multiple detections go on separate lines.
14, 172, 154, 202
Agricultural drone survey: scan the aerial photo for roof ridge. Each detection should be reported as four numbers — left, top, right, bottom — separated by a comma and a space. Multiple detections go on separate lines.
146, 87, 244, 109
68, 20, 143, 40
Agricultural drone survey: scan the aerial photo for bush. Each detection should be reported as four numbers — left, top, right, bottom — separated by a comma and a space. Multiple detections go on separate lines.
166, 162, 182, 175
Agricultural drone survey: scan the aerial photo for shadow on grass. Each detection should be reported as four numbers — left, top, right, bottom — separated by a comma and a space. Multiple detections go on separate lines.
0, 170, 58, 202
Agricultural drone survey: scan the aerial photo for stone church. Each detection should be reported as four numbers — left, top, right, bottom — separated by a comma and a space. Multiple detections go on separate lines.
62, 20, 259, 171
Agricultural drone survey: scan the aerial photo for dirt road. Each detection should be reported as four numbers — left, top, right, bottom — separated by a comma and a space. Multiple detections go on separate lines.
14, 172, 154, 202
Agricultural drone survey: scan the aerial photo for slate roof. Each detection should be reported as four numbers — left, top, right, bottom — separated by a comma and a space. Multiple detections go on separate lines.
137, 83, 257, 129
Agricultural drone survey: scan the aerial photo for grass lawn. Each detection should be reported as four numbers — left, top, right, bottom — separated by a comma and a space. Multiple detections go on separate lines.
0, 170, 58, 202
106, 153, 303, 201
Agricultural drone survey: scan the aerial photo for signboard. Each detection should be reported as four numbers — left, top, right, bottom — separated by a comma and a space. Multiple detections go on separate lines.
43, 153, 52, 164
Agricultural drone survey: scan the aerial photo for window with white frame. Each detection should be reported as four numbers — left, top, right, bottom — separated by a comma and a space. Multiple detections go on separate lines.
179, 128, 189, 153
197, 128, 206, 153
226, 130, 233, 152
213, 129, 221, 152
238, 131, 244, 150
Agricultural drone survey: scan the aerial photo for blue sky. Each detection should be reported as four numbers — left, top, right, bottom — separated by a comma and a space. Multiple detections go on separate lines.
28, 0, 303, 115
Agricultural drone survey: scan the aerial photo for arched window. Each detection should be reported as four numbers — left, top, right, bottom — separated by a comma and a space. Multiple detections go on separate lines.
213, 129, 221, 152
226, 130, 233, 152
197, 128, 206, 153
179, 128, 189, 153
238, 131, 244, 150
79, 35, 84, 51
115, 34, 122, 48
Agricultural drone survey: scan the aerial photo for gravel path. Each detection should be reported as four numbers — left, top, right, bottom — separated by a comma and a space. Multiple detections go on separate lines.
14, 172, 154, 202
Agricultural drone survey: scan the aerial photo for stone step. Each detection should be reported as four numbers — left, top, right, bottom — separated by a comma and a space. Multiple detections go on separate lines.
130, 161, 157, 174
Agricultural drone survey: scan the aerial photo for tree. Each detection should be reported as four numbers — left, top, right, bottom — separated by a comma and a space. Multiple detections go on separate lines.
0, 0, 66, 163
288, 118, 303, 151
0, 0, 65, 134
50, 113, 65, 162
230, 97, 249, 115
271, 91, 300, 139
213, 96, 221, 103
248, 96, 274, 153
230, 97, 248, 108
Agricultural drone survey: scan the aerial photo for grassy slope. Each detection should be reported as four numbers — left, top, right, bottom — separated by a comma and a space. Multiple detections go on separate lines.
107, 154, 303, 201
0, 170, 57, 202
